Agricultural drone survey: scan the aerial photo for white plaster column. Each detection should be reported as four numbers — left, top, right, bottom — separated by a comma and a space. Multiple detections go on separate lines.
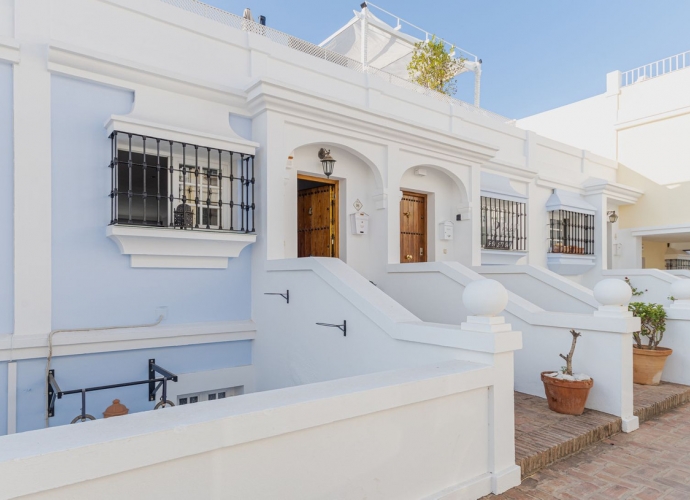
584, 192, 609, 271
470, 164, 482, 266
461, 280, 522, 494
251, 110, 286, 261
386, 145, 401, 264
13, 0, 52, 335
593, 278, 639, 432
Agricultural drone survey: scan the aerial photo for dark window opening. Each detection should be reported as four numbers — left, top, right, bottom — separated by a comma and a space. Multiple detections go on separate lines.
116, 150, 169, 226
666, 259, 690, 270
480, 197, 527, 251
548, 210, 594, 255
110, 132, 255, 234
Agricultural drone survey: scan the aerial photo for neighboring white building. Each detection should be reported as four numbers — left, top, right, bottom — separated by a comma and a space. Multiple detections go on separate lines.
518, 52, 690, 272
0, 0, 658, 498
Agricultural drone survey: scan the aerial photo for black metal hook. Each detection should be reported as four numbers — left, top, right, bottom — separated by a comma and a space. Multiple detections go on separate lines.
316, 320, 346, 336
265, 290, 289, 304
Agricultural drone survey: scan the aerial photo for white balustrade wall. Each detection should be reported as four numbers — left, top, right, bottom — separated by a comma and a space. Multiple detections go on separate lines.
381, 262, 640, 431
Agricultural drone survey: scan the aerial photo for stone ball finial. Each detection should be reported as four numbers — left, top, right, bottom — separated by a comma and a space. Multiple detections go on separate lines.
594, 278, 632, 307
463, 279, 508, 316
670, 279, 690, 301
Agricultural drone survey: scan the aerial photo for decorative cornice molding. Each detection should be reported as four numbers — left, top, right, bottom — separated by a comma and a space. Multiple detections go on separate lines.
630, 223, 690, 238
0, 37, 20, 64
106, 115, 258, 155
582, 178, 644, 204
0, 320, 256, 361
245, 78, 501, 165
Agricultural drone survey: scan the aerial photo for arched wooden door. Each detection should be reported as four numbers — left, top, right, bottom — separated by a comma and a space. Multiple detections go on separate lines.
400, 191, 427, 263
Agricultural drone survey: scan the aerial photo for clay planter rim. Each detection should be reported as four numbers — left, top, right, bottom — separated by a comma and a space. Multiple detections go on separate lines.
632, 345, 673, 357
540, 371, 594, 389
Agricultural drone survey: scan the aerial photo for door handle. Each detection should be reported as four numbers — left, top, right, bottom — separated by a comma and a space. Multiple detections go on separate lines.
406, 254, 413, 261
420, 247, 423, 256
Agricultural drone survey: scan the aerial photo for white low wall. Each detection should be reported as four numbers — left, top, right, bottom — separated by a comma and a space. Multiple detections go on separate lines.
476, 265, 598, 314
382, 262, 639, 428
251, 257, 523, 496
0, 361, 508, 500
666, 270, 690, 279
603, 269, 679, 306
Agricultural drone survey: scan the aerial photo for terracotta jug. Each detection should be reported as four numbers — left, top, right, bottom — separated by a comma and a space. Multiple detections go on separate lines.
103, 399, 129, 418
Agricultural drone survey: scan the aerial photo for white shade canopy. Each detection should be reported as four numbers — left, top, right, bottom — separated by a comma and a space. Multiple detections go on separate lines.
320, 9, 472, 80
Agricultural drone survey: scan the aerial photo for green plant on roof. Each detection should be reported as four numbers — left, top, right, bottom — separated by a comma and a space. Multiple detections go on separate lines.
407, 35, 465, 96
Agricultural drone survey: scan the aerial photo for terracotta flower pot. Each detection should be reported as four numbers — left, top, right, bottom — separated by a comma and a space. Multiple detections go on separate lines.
633, 346, 672, 385
541, 371, 594, 416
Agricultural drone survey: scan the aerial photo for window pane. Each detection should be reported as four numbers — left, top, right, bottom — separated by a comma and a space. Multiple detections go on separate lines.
117, 150, 169, 226
208, 393, 216, 400
190, 396, 198, 403
179, 398, 187, 405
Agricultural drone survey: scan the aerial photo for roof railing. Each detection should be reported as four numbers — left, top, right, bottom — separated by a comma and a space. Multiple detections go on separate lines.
621, 50, 690, 87
160, 0, 511, 123
364, 2, 478, 62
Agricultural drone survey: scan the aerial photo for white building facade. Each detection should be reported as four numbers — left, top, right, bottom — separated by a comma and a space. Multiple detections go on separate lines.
0, 0, 654, 498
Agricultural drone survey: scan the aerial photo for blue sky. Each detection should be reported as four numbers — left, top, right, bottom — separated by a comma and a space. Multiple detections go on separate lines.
205, 0, 690, 119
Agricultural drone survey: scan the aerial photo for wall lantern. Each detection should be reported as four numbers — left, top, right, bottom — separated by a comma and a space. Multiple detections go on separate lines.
607, 211, 619, 223
318, 148, 336, 178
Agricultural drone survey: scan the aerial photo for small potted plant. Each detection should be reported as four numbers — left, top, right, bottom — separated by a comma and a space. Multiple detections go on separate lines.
541, 329, 593, 415
628, 302, 671, 385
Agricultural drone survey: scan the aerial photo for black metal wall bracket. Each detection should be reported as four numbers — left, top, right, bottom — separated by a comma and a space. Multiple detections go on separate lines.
316, 320, 347, 336
265, 290, 289, 303
46, 359, 178, 418
148, 358, 178, 401
47, 370, 58, 418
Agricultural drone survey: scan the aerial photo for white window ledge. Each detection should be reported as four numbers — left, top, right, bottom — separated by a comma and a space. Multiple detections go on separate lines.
547, 253, 596, 276
481, 249, 528, 265
107, 225, 256, 268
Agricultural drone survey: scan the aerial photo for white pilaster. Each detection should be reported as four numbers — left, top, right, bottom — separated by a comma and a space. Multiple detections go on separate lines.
13, 0, 52, 335
7, 361, 16, 434
386, 145, 401, 264
461, 280, 521, 493
593, 278, 639, 432
470, 164, 482, 266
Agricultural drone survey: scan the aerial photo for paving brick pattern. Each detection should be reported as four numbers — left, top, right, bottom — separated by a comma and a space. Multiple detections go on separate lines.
514, 382, 690, 478
489, 401, 690, 499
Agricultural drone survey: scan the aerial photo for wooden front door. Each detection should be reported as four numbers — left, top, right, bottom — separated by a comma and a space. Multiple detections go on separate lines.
400, 191, 427, 263
298, 177, 338, 258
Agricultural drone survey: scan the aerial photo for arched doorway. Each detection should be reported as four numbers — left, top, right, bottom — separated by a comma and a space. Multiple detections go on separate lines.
297, 174, 339, 258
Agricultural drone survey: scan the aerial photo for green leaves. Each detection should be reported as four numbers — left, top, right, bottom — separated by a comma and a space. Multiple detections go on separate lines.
628, 302, 667, 349
407, 35, 465, 96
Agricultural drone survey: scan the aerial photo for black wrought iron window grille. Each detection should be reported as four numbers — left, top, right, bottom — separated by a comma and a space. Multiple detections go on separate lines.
666, 259, 690, 270
109, 131, 255, 233
480, 197, 527, 251
548, 210, 594, 255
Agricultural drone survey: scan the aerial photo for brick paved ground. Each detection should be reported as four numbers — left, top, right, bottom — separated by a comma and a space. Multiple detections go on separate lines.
490, 401, 690, 499
514, 383, 690, 478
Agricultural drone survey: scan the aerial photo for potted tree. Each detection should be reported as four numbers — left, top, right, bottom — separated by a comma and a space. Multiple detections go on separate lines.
541, 330, 593, 415
628, 302, 671, 385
